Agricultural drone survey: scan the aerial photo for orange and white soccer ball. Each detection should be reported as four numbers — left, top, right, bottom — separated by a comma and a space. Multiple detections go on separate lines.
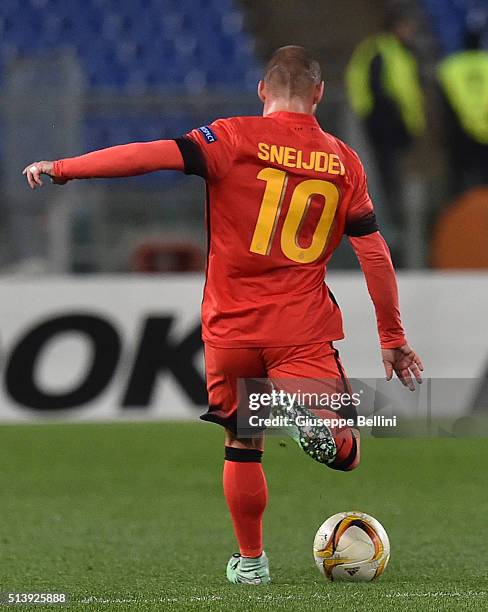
313, 511, 390, 582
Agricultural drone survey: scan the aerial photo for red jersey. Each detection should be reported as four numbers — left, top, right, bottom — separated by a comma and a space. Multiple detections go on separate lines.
176, 111, 379, 348
53, 110, 405, 350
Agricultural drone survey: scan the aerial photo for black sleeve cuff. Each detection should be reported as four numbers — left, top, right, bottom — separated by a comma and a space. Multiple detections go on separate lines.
174, 137, 207, 178
345, 212, 379, 237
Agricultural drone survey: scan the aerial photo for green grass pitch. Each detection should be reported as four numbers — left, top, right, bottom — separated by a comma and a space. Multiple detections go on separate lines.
0, 422, 487, 611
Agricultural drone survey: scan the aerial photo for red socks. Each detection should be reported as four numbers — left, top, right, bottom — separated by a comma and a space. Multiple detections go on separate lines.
223, 447, 268, 558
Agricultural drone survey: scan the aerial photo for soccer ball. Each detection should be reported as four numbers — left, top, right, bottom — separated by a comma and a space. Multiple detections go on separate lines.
313, 511, 390, 582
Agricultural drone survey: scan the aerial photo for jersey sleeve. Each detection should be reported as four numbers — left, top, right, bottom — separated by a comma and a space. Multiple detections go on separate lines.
53, 140, 184, 179
174, 118, 240, 181
349, 232, 406, 348
344, 152, 379, 237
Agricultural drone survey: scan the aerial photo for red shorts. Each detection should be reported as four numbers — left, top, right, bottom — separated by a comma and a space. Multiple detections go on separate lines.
202, 341, 353, 432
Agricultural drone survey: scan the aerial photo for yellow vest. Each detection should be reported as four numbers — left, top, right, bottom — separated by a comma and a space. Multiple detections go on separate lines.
346, 34, 426, 137
438, 50, 488, 144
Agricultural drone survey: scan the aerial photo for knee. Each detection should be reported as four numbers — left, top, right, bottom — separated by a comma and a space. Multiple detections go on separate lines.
225, 429, 264, 451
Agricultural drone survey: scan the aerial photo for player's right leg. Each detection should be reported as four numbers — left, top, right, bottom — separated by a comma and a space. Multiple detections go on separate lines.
201, 345, 271, 585
265, 342, 360, 472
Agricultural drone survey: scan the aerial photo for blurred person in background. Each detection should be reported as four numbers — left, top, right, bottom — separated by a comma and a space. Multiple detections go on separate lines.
346, 5, 426, 240
437, 14, 488, 196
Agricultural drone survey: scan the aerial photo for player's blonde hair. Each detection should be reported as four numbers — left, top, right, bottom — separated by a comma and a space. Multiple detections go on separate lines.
264, 46, 322, 99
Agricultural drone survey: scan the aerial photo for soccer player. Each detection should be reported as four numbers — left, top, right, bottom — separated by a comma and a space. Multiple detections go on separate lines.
23, 46, 423, 585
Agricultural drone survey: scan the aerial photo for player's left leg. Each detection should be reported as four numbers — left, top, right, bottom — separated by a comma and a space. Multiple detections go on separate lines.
201, 345, 271, 585
223, 430, 270, 585
265, 341, 360, 472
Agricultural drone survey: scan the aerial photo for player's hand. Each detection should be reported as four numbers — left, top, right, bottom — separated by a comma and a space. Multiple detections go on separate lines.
382, 344, 423, 391
22, 161, 68, 189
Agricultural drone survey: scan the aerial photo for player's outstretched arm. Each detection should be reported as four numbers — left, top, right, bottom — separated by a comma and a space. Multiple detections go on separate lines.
22, 140, 185, 189
349, 231, 423, 391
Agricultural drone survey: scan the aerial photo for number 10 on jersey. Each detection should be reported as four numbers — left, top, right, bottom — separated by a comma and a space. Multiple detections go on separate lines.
250, 167, 339, 264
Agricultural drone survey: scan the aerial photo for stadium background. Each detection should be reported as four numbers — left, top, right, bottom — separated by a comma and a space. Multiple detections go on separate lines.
1, 3, 488, 610
0, 0, 487, 421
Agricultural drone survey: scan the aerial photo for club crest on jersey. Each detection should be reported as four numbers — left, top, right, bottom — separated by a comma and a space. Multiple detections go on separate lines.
198, 126, 218, 144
